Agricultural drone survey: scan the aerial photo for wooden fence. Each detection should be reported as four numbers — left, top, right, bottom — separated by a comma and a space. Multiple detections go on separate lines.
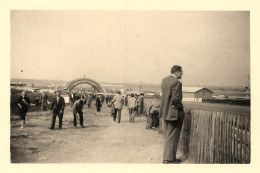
175, 109, 251, 163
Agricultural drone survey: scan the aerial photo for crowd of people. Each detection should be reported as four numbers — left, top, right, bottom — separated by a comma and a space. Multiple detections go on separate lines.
17, 89, 160, 130
15, 65, 184, 164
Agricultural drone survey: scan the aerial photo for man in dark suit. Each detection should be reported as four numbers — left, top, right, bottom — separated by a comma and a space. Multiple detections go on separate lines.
159, 65, 185, 164
49, 90, 65, 130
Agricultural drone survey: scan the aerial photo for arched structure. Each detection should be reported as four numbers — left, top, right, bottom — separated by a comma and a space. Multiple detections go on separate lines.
63, 78, 106, 93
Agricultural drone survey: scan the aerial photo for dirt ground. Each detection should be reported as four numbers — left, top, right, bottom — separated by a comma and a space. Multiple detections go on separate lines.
10, 103, 187, 163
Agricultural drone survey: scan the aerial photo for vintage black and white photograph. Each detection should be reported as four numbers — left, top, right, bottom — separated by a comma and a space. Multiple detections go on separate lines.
9, 10, 250, 164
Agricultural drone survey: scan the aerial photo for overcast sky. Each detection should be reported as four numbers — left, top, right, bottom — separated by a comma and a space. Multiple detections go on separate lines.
11, 11, 250, 87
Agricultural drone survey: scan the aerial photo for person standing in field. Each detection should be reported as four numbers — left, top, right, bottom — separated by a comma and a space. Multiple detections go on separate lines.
159, 65, 185, 164
49, 90, 65, 130
124, 94, 128, 106
72, 99, 85, 128
139, 93, 144, 115
127, 93, 137, 123
110, 100, 116, 117
87, 94, 92, 108
147, 95, 160, 129
111, 91, 124, 123
95, 94, 102, 112
69, 91, 76, 108
40, 92, 48, 111
136, 95, 140, 116
17, 90, 35, 128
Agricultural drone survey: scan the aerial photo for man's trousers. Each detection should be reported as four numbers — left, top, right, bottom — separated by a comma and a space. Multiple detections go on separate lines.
73, 110, 83, 127
113, 108, 122, 123
163, 112, 184, 162
50, 112, 63, 129
128, 108, 136, 123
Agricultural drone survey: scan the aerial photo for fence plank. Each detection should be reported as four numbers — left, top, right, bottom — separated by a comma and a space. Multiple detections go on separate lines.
206, 111, 211, 163
223, 113, 226, 163
198, 111, 203, 163
216, 111, 220, 163
189, 111, 194, 160
214, 111, 218, 163
240, 116, 245, 163
245, 116, 250, 163
228, 113, 233, 163
197, 110, 201, 163
202, 111, 207, 163
219, 112, 222, 163
236, 114, 240, 163
232, 114, 236, 163
220, 112, 224, 163
210, 110, 215, 163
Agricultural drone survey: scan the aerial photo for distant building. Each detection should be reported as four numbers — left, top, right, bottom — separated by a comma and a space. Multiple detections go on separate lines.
145, 92, 155, 97
182, 87, 213, 102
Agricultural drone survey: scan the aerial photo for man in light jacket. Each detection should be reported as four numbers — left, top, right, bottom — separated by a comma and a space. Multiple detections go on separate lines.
111, 91, 124, 123
127, 93, 137, 123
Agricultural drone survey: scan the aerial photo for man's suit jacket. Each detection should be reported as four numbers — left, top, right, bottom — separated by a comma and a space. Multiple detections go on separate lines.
50, 96, 65, 114
159, 75, 183, 121
112, 94, 124, 109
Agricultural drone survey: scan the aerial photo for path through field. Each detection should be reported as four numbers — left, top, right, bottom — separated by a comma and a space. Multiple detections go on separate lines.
10, 103, 186, 163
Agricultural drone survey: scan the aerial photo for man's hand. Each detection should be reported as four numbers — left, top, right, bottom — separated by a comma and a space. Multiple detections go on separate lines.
50, 110, 53, 114
60, 111, 63, 114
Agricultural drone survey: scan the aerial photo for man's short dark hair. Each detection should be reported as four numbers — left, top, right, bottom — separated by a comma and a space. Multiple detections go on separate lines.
79, 100, 84, 104
117, 91, 121, 94
131, 93, 134, 97
171, 65, 182, 74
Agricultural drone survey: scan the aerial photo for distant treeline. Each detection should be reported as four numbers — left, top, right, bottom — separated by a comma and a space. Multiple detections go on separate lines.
202, 99, 250, 106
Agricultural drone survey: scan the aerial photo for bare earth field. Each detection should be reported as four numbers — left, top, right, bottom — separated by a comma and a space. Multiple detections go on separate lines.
10, 103, 186, 163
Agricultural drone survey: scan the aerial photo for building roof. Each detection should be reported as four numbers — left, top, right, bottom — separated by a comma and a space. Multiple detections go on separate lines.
182, 87, 213, 93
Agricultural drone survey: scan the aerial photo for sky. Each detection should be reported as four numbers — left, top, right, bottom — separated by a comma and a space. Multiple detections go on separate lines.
10, 11, 250, 87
